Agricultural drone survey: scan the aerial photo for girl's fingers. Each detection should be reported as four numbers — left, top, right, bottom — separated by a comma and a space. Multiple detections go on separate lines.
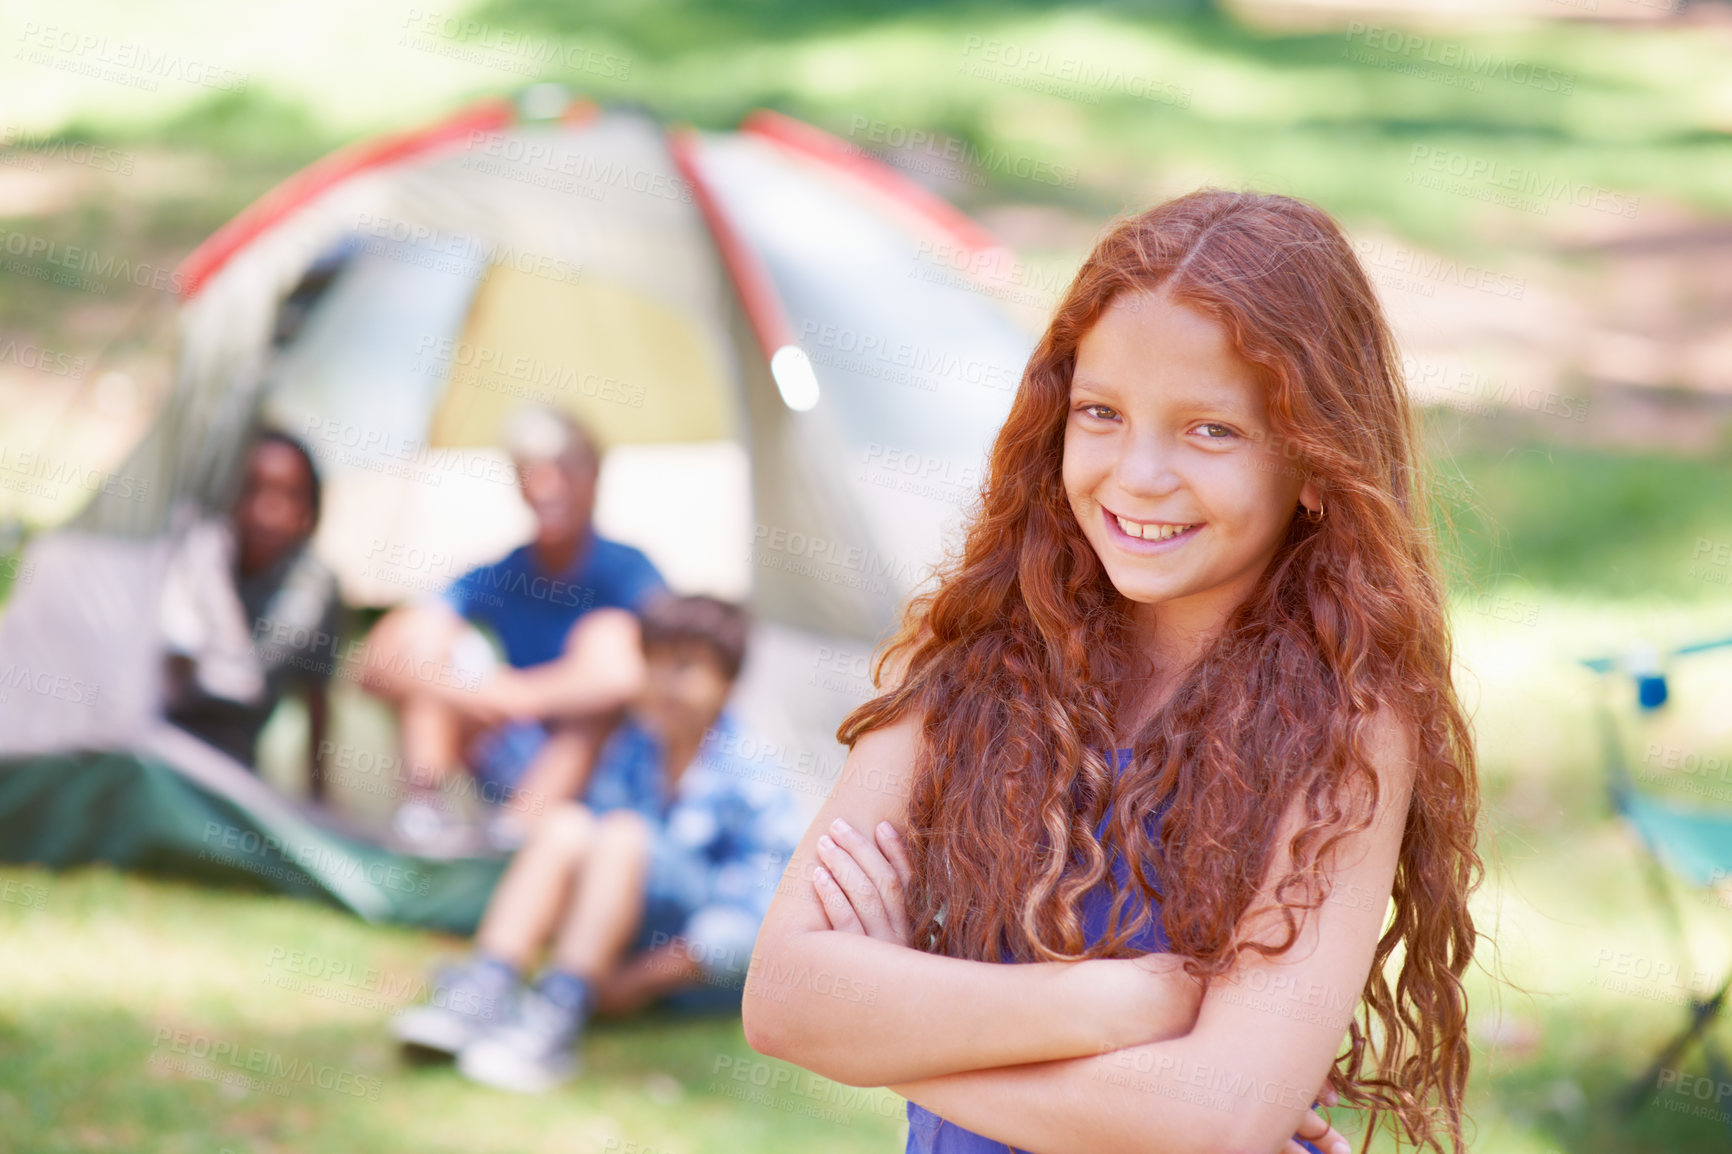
873, 823, 915, 944
829, 820, 901, 891
1286, 1136, 1345, 1154
1294, 1102, 1348, 1154
1308, 1081, 1347, 1153
812, 865, 864, 934
875, 821, 915, 890
827, 819, 907, 942
1295, 1108, 1328, 1141
815, 833, 892, 939
811, 855, 837, 931
1295, 1108, 1344, 1150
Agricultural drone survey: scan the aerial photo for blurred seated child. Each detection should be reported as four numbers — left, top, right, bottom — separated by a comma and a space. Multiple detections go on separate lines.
160, 430, 340, 797
390, 594, 800, 1093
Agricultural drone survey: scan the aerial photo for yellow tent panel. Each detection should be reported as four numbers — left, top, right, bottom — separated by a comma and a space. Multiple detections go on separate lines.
427, 264, 737, 450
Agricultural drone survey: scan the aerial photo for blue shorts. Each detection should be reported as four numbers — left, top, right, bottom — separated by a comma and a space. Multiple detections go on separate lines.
465, 719, 549, 802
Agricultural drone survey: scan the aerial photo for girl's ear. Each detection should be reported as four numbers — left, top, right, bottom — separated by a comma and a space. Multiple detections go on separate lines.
1297, 478, 1323, 518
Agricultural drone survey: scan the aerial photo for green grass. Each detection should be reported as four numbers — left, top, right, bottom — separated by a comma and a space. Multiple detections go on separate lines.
0, 865, 905, 1154
1431, 441, 1732, 601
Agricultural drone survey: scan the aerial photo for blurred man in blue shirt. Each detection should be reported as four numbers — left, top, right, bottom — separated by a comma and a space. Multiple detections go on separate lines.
358, 405, 668, 851
390, 594, 802, 1093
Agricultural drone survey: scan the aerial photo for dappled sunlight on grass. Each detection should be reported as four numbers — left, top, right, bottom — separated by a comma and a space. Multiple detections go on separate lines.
0, 866, 905, 1153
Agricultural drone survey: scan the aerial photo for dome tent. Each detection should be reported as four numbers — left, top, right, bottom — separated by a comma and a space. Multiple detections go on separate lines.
0, 89, 1034, 931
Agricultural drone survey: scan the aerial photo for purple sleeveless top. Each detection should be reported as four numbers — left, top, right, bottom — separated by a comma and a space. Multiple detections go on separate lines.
903, 747, 1324, 1154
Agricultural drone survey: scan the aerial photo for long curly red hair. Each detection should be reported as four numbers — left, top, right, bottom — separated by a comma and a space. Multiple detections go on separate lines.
837, 189, 1482, 1152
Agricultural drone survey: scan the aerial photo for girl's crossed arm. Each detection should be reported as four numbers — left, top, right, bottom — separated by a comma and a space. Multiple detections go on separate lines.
741, 709, 1207, 1087
876, 707, 1418, 1154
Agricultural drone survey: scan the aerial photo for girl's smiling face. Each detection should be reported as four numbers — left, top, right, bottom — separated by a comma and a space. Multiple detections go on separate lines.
1063, 289, 1319, 635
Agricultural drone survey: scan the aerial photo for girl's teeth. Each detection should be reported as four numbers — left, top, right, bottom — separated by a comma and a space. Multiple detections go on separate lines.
1115, 515, 1194, 541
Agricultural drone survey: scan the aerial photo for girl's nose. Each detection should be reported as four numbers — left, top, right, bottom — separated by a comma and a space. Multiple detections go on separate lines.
1114, 432, 1184, 498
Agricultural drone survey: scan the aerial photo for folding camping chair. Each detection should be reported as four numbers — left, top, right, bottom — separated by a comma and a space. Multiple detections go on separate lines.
1580, 635, 1732, 1130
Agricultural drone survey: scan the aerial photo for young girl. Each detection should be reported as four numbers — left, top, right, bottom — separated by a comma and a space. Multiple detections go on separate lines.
743, 189, 1481, 1154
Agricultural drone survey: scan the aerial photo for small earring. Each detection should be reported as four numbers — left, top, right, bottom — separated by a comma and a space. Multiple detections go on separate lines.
1302, 501, 1325, 523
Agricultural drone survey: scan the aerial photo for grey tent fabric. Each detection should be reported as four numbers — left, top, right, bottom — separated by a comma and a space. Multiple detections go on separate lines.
0, 531, 171, 756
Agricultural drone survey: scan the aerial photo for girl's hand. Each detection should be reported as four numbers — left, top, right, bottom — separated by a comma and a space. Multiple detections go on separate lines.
1287, 1085, 1349, 1154
811, 817, 914, 946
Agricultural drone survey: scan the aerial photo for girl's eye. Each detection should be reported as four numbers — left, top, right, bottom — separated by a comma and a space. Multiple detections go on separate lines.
1193, 422, 1236, 440
1080, 403, 1118, 420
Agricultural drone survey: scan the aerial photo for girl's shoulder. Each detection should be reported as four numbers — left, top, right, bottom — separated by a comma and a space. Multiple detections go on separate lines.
1364, 699, 1419, 761
1350, 700, 1421, 810
833, 685, 925, 828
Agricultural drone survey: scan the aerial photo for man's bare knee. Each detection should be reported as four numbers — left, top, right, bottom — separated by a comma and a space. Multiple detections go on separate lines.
358, 606, 460, 699
538, 803, 598, 856
595, 808, 652, 858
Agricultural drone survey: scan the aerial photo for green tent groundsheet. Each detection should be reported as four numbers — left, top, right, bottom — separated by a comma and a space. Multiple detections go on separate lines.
0, 750, 506, 934
0, 748, 749, 1012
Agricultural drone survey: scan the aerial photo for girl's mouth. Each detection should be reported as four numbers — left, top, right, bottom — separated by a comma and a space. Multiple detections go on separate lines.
1102, 505, 1203, 552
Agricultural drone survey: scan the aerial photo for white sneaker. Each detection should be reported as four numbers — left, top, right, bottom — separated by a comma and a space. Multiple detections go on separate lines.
390, 798, 483, 858
389, 959, 516, 1054
456, 985, 586, 1093
484, 808, 530, 853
